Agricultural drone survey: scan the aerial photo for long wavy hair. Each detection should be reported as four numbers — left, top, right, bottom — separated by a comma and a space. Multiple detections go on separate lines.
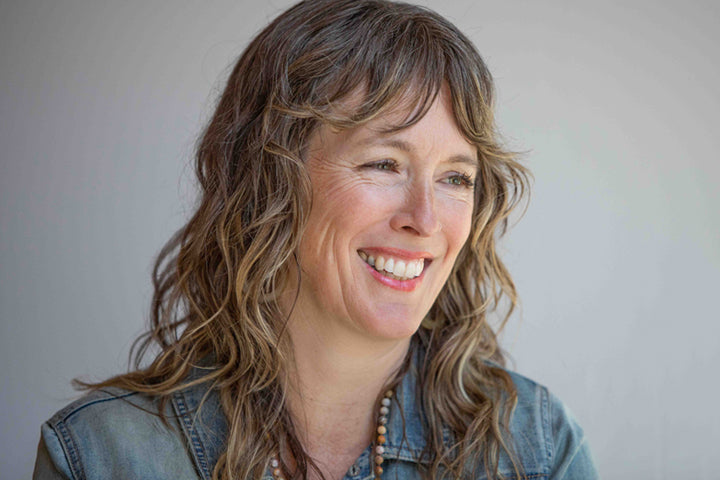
80, 1, 530, 478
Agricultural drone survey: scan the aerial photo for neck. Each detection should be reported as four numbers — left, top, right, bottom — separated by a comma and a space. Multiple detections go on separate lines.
284, 312, 410, 475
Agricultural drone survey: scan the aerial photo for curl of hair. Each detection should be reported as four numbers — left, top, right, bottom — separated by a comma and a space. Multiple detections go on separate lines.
77, 1, 531, 479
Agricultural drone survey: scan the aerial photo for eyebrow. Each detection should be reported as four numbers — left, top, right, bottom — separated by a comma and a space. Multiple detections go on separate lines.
358, 137, 479, 168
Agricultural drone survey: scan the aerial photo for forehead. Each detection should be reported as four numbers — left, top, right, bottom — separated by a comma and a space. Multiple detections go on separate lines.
313, 90, 478, 165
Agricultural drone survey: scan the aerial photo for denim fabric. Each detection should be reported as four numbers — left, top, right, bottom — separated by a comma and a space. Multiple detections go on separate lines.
34, 355, 599, 480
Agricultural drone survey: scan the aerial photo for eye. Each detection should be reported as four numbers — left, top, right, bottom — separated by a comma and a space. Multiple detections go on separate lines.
365, 159, 399, 172
445, 172, 475, 188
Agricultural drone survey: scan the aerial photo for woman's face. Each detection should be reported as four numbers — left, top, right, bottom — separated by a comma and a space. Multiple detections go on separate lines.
290, 91, 476, 342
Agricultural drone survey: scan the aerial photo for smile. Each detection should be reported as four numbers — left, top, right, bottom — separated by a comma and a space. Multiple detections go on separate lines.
358, 250, 426, 281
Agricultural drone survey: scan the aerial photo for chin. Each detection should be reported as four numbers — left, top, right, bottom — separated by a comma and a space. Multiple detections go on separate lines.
359, 310, 425, 341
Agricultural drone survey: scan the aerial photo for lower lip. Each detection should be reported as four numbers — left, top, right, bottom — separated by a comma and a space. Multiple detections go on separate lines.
362, 261, 425, 292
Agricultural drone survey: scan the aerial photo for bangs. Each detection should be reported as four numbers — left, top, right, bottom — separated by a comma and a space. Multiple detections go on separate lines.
277, 1, 487, 138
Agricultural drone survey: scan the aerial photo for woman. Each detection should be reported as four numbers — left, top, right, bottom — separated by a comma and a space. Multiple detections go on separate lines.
33, 0, 598, 479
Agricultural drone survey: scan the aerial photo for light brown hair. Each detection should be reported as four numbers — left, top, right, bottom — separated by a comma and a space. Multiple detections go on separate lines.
80, 1, 530, 478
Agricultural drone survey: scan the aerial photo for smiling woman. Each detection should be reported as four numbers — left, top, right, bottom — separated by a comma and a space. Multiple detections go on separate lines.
33, 1, 598, 479
289, 91, 475, 341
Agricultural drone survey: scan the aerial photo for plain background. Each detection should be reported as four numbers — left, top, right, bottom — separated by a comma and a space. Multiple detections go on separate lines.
1, 0, 718, 478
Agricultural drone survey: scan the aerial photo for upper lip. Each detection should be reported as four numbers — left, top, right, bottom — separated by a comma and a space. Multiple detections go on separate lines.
357, 247, 434, 262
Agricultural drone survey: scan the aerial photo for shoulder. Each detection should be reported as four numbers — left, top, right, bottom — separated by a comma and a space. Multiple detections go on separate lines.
34, 387, 201, 480
502, 369, 600, 480
46, 387, 158, 429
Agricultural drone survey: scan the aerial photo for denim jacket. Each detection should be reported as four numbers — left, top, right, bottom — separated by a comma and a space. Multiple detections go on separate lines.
33, 355, 599, 480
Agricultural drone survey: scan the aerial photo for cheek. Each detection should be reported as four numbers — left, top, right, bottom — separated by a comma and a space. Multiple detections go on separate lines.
439, 198, 474, 252
301, 179, 394, 264
317, 181, 397, 229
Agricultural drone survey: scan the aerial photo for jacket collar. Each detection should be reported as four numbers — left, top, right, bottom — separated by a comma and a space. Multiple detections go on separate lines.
382, 345, 438, 464
171, 364, 228, 480
171, 348, 433, 479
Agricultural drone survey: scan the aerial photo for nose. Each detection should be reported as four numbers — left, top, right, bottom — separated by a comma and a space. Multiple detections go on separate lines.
389, 181, 441, 236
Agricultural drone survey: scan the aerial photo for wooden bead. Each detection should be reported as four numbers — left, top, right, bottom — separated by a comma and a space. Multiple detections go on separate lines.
269, 389, 394, 478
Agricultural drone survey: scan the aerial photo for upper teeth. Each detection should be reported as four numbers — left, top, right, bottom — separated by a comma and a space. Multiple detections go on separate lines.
358, 251, 425, 279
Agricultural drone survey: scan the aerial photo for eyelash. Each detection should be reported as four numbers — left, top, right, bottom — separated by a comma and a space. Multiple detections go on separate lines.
446, 172, 475, 188
365, 158, 475, 188
369, 159, 399, 171
365, 159, 475, 189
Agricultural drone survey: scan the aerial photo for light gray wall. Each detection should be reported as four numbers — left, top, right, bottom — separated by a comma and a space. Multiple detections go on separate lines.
1, 1, 718, 478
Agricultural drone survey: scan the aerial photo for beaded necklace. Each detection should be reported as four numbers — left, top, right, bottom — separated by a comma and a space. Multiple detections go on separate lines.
269, 389, 394, 480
